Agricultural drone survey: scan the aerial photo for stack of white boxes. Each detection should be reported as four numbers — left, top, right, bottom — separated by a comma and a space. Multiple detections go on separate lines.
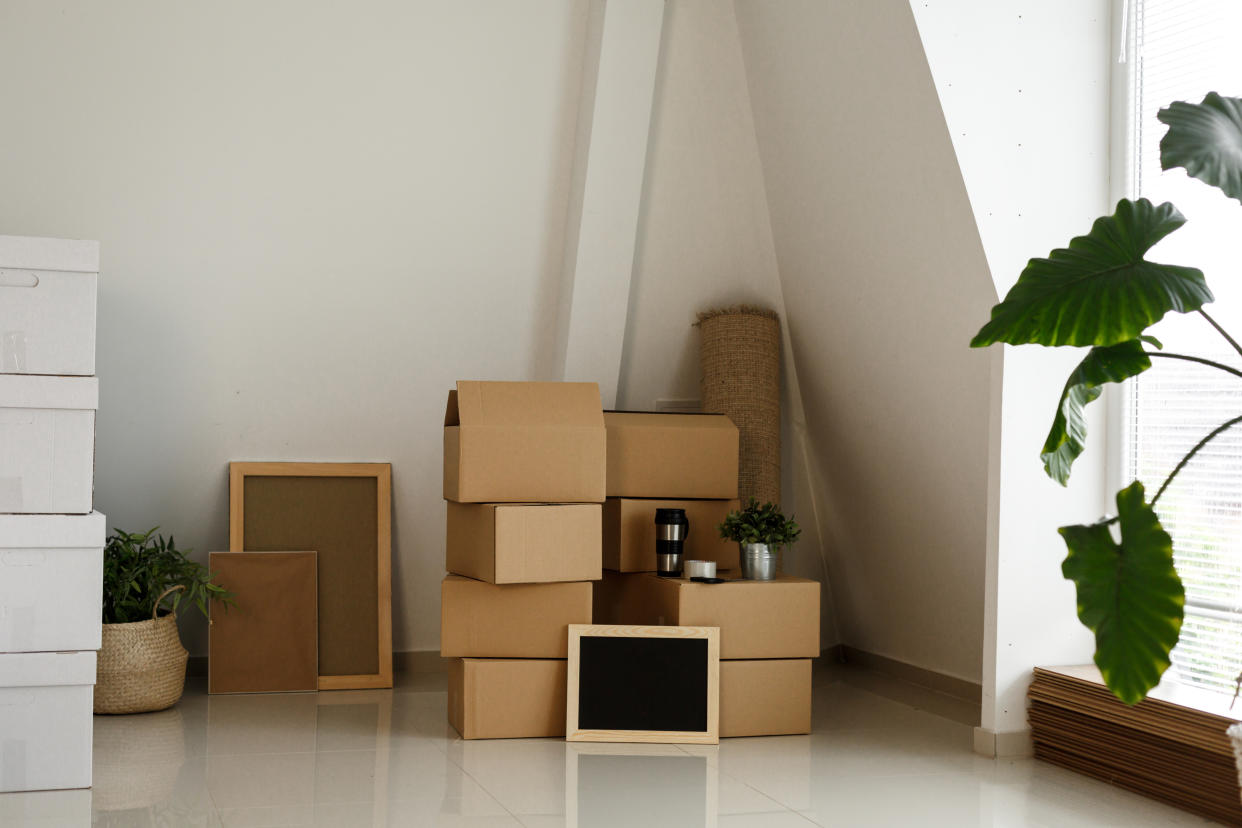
0, 235, 104, 793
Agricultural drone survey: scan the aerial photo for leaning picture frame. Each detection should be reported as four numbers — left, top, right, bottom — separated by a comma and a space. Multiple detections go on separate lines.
229, 462, 392, 690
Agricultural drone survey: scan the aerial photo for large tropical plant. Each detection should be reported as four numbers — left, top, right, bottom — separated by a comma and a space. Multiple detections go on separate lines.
971, 92, 1242, 705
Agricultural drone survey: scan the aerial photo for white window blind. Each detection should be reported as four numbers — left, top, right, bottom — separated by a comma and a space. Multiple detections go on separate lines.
1125, 0, 1242, 696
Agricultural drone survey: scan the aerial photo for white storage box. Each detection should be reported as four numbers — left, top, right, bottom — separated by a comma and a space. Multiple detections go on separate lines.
0, 375, 97, 514
0, 235, 98, 376
0, 512, 105, 653
0, 651, 95, 792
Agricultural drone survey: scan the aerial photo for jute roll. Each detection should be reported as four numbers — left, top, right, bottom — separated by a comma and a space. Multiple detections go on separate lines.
697, 306, 781, 505
95, 586, 189, 715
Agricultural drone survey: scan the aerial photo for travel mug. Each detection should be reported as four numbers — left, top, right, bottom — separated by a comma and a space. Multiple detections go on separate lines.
655, 508, 689, 577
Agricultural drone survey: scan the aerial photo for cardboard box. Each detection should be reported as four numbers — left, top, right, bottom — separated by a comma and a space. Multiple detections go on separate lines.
0, 375, 97, 514
444, 381, 606, 503
720, 659, 812, 737
448, 658, 567, 739
603, 497, 739, 572
441, 575, 592, 658
0, 235, 99, 376
447, 502, 602, 584
604, 412, 739, 499
0, 651, 95, 792
592, 572, 819, 659
0, 512, 105, 653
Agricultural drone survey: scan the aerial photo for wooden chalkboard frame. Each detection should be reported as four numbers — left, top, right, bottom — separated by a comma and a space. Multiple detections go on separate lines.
566, 624, 719, 744
229, 462, 392, 690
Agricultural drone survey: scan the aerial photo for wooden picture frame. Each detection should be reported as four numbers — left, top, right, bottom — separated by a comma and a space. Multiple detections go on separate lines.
566, 624, 719, 744
229, 462, 392, 690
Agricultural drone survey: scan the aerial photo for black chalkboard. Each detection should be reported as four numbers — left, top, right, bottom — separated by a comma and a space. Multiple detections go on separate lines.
577, 635, 709, 733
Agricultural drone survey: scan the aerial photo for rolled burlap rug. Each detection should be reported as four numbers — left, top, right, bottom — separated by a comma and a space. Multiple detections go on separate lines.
697, 306, 781, 505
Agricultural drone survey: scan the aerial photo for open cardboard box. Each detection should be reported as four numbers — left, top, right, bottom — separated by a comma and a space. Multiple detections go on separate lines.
444, 381, 606, 503
603, 497, 739, 572
447, 502, 601, 584
593, 571, 819, 659
440, 575, 593, 658
604, 412, 739, 499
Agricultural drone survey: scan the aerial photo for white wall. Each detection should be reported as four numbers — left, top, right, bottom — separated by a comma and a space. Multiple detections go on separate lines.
0, 0, 802, 656
734, 0, 997, 683
910, 0, 1112, 737
615, 0, 839, 645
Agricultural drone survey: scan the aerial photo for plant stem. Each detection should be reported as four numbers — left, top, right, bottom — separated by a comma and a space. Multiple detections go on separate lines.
1147, 351, 1242, 381
1199, 309, 1242, 360
1152, 413, 1242, 506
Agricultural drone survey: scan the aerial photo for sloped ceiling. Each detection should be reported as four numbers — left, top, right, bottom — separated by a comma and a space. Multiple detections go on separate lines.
734, 0, 998, 682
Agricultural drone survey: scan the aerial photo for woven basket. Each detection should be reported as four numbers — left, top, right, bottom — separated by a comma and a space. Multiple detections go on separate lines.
95, 585, 189, 715
698, 306, 782, 505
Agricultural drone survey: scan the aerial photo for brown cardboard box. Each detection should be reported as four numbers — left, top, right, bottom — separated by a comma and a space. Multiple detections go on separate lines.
448, 658, 568, 739
447, 502, 602, 584
603, 497, 740, 572
444, 381, 607, 503
441, 575, 592, 658
720, 659, 812, 737
604, 412, 739, 499
592, 571, 818, 659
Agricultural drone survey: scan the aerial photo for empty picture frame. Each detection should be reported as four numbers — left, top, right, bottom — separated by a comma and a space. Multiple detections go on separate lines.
229, 462, 393, 690
208, 551, 319, 694
567, 624, 720, 744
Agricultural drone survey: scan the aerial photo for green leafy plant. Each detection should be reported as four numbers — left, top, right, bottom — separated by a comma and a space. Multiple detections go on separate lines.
970, 91, 1242, 705
718, 498, 802, 546
102, 527, 233, 624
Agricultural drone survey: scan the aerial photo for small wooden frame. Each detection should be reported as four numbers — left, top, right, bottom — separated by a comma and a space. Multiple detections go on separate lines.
566, 624, 719, 744
229, 462, 392, 690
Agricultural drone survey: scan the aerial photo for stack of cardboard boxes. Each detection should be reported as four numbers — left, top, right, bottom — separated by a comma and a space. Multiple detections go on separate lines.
0, 235, 104, 792
441, 381, 606, 739
440, 382, 818, 740
595, 413, 819, 738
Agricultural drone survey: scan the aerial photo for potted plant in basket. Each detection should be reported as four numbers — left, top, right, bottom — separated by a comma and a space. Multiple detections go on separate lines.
97, 527, 232, 714
969, 92, 1242, 713
718, 499, 801, 581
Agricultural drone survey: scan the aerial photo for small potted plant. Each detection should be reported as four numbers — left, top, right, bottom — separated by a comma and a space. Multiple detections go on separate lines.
96, 528, 232, 714
718, 499, 801, 580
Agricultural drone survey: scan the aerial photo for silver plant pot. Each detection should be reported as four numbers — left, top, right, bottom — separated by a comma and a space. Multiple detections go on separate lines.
740, 542, 779, 580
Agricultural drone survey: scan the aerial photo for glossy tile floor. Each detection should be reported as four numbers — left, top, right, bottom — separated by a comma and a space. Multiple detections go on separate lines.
0, 664, 1218, 827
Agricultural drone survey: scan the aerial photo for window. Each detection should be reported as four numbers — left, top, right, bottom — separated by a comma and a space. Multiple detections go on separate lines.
1122, 0, 1242, 696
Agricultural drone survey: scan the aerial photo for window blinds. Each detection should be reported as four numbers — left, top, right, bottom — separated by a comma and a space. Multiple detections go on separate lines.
1127, 0, 1242, 697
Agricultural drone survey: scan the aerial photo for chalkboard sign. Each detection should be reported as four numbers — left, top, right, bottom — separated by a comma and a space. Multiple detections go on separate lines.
566, 624, 720, 744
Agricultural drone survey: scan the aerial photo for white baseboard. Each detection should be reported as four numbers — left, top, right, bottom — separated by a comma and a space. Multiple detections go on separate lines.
973, 725, 1033, 758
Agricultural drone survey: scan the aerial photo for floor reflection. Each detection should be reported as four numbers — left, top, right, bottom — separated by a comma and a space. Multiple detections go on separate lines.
568, 744, 717, 828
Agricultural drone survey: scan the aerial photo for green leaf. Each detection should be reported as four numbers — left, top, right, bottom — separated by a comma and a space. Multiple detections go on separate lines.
970, 199, 1212, 348
1059, 481, 1185, 705
1159, 93, 1242, 202
1042, 340, 1152, 485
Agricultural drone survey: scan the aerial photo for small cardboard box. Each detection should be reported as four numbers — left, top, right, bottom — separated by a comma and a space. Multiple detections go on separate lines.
441, 575, 592, 658
592, 572, 818, 659
720, 659, 812, 738
603, 497, 740, 572
604, 412, 739, 499
0, 235, 98, 376
0, 512, 105, 653
0, 375, 97, 514
448, 658, 567, 739
447, 502, 602, 584
444, 381, 606, 503
0, 651, 96, 792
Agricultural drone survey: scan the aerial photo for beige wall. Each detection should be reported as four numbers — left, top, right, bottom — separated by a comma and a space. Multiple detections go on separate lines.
734, 0, 997, 682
